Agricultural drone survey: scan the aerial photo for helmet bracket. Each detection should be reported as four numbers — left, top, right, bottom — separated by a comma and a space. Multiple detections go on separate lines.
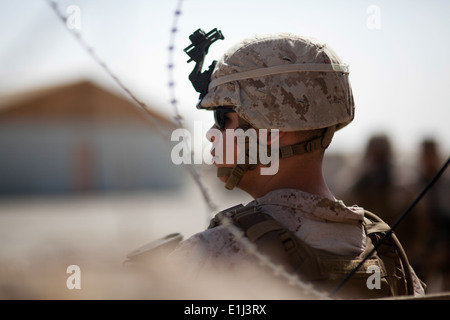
184, 28, 224, 100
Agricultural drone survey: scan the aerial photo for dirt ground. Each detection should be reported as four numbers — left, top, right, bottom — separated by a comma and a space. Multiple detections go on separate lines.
0, 178, 311, 300
0, 185, 203, 299
0, 166, 448, 300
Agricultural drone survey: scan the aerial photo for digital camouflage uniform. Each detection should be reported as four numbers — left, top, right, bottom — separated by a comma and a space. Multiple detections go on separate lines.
169, 189, 425, 297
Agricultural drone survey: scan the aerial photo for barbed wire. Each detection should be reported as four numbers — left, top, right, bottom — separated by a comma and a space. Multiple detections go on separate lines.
45, 0, 217, 215
46, 0, 172, 141
45, 0, 329, 299
219, 216, 330, 299
167, 0, 218, 215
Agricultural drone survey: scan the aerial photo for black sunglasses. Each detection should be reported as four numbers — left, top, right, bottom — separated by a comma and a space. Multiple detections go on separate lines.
213, 107, 235, 129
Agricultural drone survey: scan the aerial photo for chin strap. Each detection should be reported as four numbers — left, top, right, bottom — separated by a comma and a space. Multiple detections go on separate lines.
218, 126, 336, 190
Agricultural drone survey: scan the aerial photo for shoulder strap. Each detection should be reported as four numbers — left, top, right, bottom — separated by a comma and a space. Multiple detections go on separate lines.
210, 205, 385, 276
209, 204, 310, 273
363, 210, 415, 296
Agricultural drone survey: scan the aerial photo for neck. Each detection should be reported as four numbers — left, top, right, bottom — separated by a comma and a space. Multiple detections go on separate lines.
238, 150, 336, 201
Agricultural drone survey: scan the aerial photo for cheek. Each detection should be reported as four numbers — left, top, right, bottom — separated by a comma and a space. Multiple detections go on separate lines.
213, 131, 240, 166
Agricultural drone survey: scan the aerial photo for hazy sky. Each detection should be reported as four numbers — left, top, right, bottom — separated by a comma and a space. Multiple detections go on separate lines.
1, 0, 449, 158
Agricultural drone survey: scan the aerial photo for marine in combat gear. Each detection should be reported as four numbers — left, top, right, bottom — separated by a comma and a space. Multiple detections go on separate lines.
167, 31, 425, 298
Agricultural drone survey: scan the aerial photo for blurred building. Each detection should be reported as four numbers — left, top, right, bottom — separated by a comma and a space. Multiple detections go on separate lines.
0, 80, 183, 195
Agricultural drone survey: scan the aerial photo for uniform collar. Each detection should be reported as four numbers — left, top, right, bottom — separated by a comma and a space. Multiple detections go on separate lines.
251, 188, 365, 224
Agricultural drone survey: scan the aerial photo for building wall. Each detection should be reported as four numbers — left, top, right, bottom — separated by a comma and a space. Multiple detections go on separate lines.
0, 119, 182, 195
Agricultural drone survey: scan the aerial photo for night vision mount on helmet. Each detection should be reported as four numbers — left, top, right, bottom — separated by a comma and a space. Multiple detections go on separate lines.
184, 28, 224, 101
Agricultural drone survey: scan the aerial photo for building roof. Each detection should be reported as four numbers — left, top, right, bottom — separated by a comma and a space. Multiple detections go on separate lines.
0, 80, 176, 129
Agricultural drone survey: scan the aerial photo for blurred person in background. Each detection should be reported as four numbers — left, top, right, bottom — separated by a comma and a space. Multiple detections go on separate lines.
340, 134, 416, 255
410, 138, 450, 292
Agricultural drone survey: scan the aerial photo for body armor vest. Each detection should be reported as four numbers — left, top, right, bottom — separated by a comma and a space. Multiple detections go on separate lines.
208, 204, 414, 299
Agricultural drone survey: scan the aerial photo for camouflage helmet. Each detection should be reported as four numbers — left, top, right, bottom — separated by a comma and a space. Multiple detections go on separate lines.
198, 33, 355, 131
